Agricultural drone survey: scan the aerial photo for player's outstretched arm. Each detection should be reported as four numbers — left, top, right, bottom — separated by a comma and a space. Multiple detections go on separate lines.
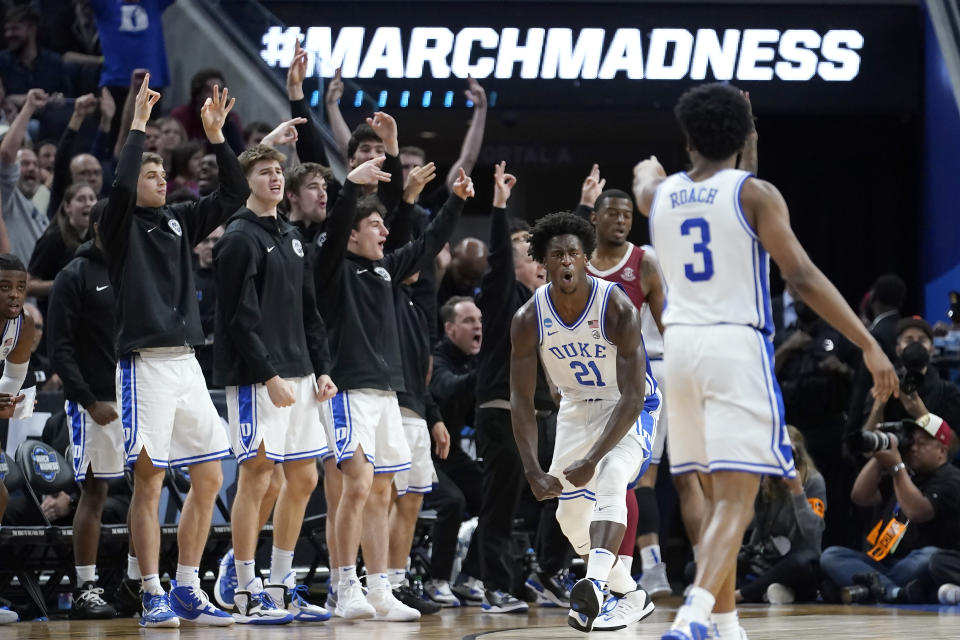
563, 289, 647, 488
745, 178, 898, 402
632, 156, 667, 216
510, 300, 563, 501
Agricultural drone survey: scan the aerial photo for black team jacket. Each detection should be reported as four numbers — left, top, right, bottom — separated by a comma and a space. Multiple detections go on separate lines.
315, 180, 465, 393
212, 208, 331, 386
476, 206, 555, 410
47, 241, 115, 408
99, 130, 248, 356
395, 282, 443, 426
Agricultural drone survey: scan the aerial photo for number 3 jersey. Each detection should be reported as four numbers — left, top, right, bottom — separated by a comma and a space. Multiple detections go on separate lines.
649, 169, 773, 336
534, 276, 659, 410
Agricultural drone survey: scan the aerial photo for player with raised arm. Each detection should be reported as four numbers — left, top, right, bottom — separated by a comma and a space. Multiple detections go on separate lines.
510, 212, 659, 633
633, 83, 898, 640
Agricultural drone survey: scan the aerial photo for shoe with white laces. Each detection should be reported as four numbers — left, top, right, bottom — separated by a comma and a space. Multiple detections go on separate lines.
567, 578, 605, 632
451, 576, 485, 606
264, 583, 331, 622
424, 580, 461, 607
0, 606, 19, 624
214, 548, 238, 609
592, 588, 655, 631
764, 583, 795, 605
233, 582, 294, 625
139, 592, 179, 628
483, 589, 529, 614
169, 583, 234, 625
335, 583, 376, 619
639, 562, 673, 598
70, 581, 116, 619
939, 583, 960, 605
367, 587, 421, 621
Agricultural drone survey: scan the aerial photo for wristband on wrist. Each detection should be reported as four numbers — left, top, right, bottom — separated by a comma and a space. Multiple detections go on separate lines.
889, 462, 907, 475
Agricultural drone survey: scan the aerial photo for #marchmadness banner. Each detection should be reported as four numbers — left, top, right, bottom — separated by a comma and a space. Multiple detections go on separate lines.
251, 1, 922, 112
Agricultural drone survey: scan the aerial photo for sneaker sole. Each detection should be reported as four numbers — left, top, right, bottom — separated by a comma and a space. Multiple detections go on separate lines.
481, 603, 529, 614
292, 611, 332, 622
233, 614, 293, 625
337, 608, 376, 620
213, 574, 236, 610
592, 600, 656, 631
176, 615, 236, 626
140, 617, 180, 628
569, 580, 602, 623
568, 609, 593, 633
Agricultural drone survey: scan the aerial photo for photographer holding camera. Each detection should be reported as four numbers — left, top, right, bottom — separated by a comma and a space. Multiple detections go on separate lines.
820, 413, 960, 603
860, 317, 960, 436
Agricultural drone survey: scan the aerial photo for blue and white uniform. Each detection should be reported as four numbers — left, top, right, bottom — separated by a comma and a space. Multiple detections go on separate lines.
534, 277, 661, 502
650, 169, 795, 477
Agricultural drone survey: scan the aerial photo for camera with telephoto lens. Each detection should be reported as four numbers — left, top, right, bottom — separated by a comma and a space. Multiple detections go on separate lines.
848, 420, 916, 454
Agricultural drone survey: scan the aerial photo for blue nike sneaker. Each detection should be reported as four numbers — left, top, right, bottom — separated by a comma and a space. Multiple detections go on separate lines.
661, 620, 715, 640
264, 583, 332, 622
169, 584, 234, 626
139, 592, 179, 628
214, 548, 238, 609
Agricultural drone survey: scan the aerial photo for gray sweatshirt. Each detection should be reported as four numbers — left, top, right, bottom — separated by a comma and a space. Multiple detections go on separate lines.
748, 471, 827, 555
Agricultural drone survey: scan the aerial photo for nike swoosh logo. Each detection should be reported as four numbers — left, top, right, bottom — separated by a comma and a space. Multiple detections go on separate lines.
172, 592, 193, 611
96, 285, 109, 292
547, 330, 558, 336
356, 269, 368, 275
146, 227, 158, 233
267, 246, 276, 253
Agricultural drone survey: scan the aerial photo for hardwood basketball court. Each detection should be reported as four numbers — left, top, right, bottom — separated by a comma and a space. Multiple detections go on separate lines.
2, 598, 958, 639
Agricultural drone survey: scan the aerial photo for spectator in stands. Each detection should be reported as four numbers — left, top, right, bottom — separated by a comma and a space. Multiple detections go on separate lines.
193, 225, 223, 386
47, 91, 113, 217
143, 118, 161, 152
0, 88, 51, 264
155, 115, 186, 168
284, 162, 330, 248
860, 318, 960, 435
436, 237, 487, 308
36, 138, 55, 185
735, 426, 826, 605
243, 121, 272, 149
821, 415, 960, 603
171, 69, 245, 154
197, 152, 219, 196
0, 5, 71, 99
846, 274, 907, 437
27, 182, 97, 311
426, 295, 484, 606
167, 140, 203, 195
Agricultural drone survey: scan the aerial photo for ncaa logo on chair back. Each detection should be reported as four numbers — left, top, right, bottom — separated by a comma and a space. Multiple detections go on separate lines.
31, 446, 60, 482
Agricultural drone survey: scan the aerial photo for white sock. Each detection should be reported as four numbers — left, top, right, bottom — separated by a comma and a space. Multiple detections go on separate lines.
673, 586, 715, 629
175, 564, 200, 589
640, 544, 662, 570
127, 554, 141, 580
270, 546, 296, 588
608, 557, 636, 595
235, 559, 257, 591
692, 544, 700, 563
585, 548, 618, 590
368, 572, 390, 592
329, 567, 340, 592
388, 568, 405, 588
339, 565, 358, 591
142, 574, 163, 596
618, 555, 633, 571
712, 611, 740, 639
76, 565, 96, 585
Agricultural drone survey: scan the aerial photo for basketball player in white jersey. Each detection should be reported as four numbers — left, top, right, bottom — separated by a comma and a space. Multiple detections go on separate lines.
634, 83, 898, 640
0, 254, 37, 536
511, 212, 659, 633
581, 182, 705, 596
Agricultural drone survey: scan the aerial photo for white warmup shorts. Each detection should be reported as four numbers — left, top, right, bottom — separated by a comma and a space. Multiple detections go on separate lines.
226, 374, 328, 464
393, 411, 437, 496
66, 400, 126, 479
648, 358, 668, 465
664, 324, 796, 477
327, 389, 411, 474
548, 396, 659, 501
118, 348, 229, 468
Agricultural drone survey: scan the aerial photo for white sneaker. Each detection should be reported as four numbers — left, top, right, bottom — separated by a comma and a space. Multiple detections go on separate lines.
765, 583, 795, 605
233, 589, 293, 625
638, 562, 672, 598
263, 583, 331, 622
424, 580, 461, 607
0, 606, 19, 624
592, 588, 655, 631
451, 576, 485, 606
334, 583, 376, 620
367, 588, 421, 621
939, 583, 960, 605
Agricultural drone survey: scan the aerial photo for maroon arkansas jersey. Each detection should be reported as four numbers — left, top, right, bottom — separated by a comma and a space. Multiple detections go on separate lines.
586, 242, 646, 310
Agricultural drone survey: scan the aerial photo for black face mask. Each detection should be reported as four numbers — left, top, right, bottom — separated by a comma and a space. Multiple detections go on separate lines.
900, 341, 931, 371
